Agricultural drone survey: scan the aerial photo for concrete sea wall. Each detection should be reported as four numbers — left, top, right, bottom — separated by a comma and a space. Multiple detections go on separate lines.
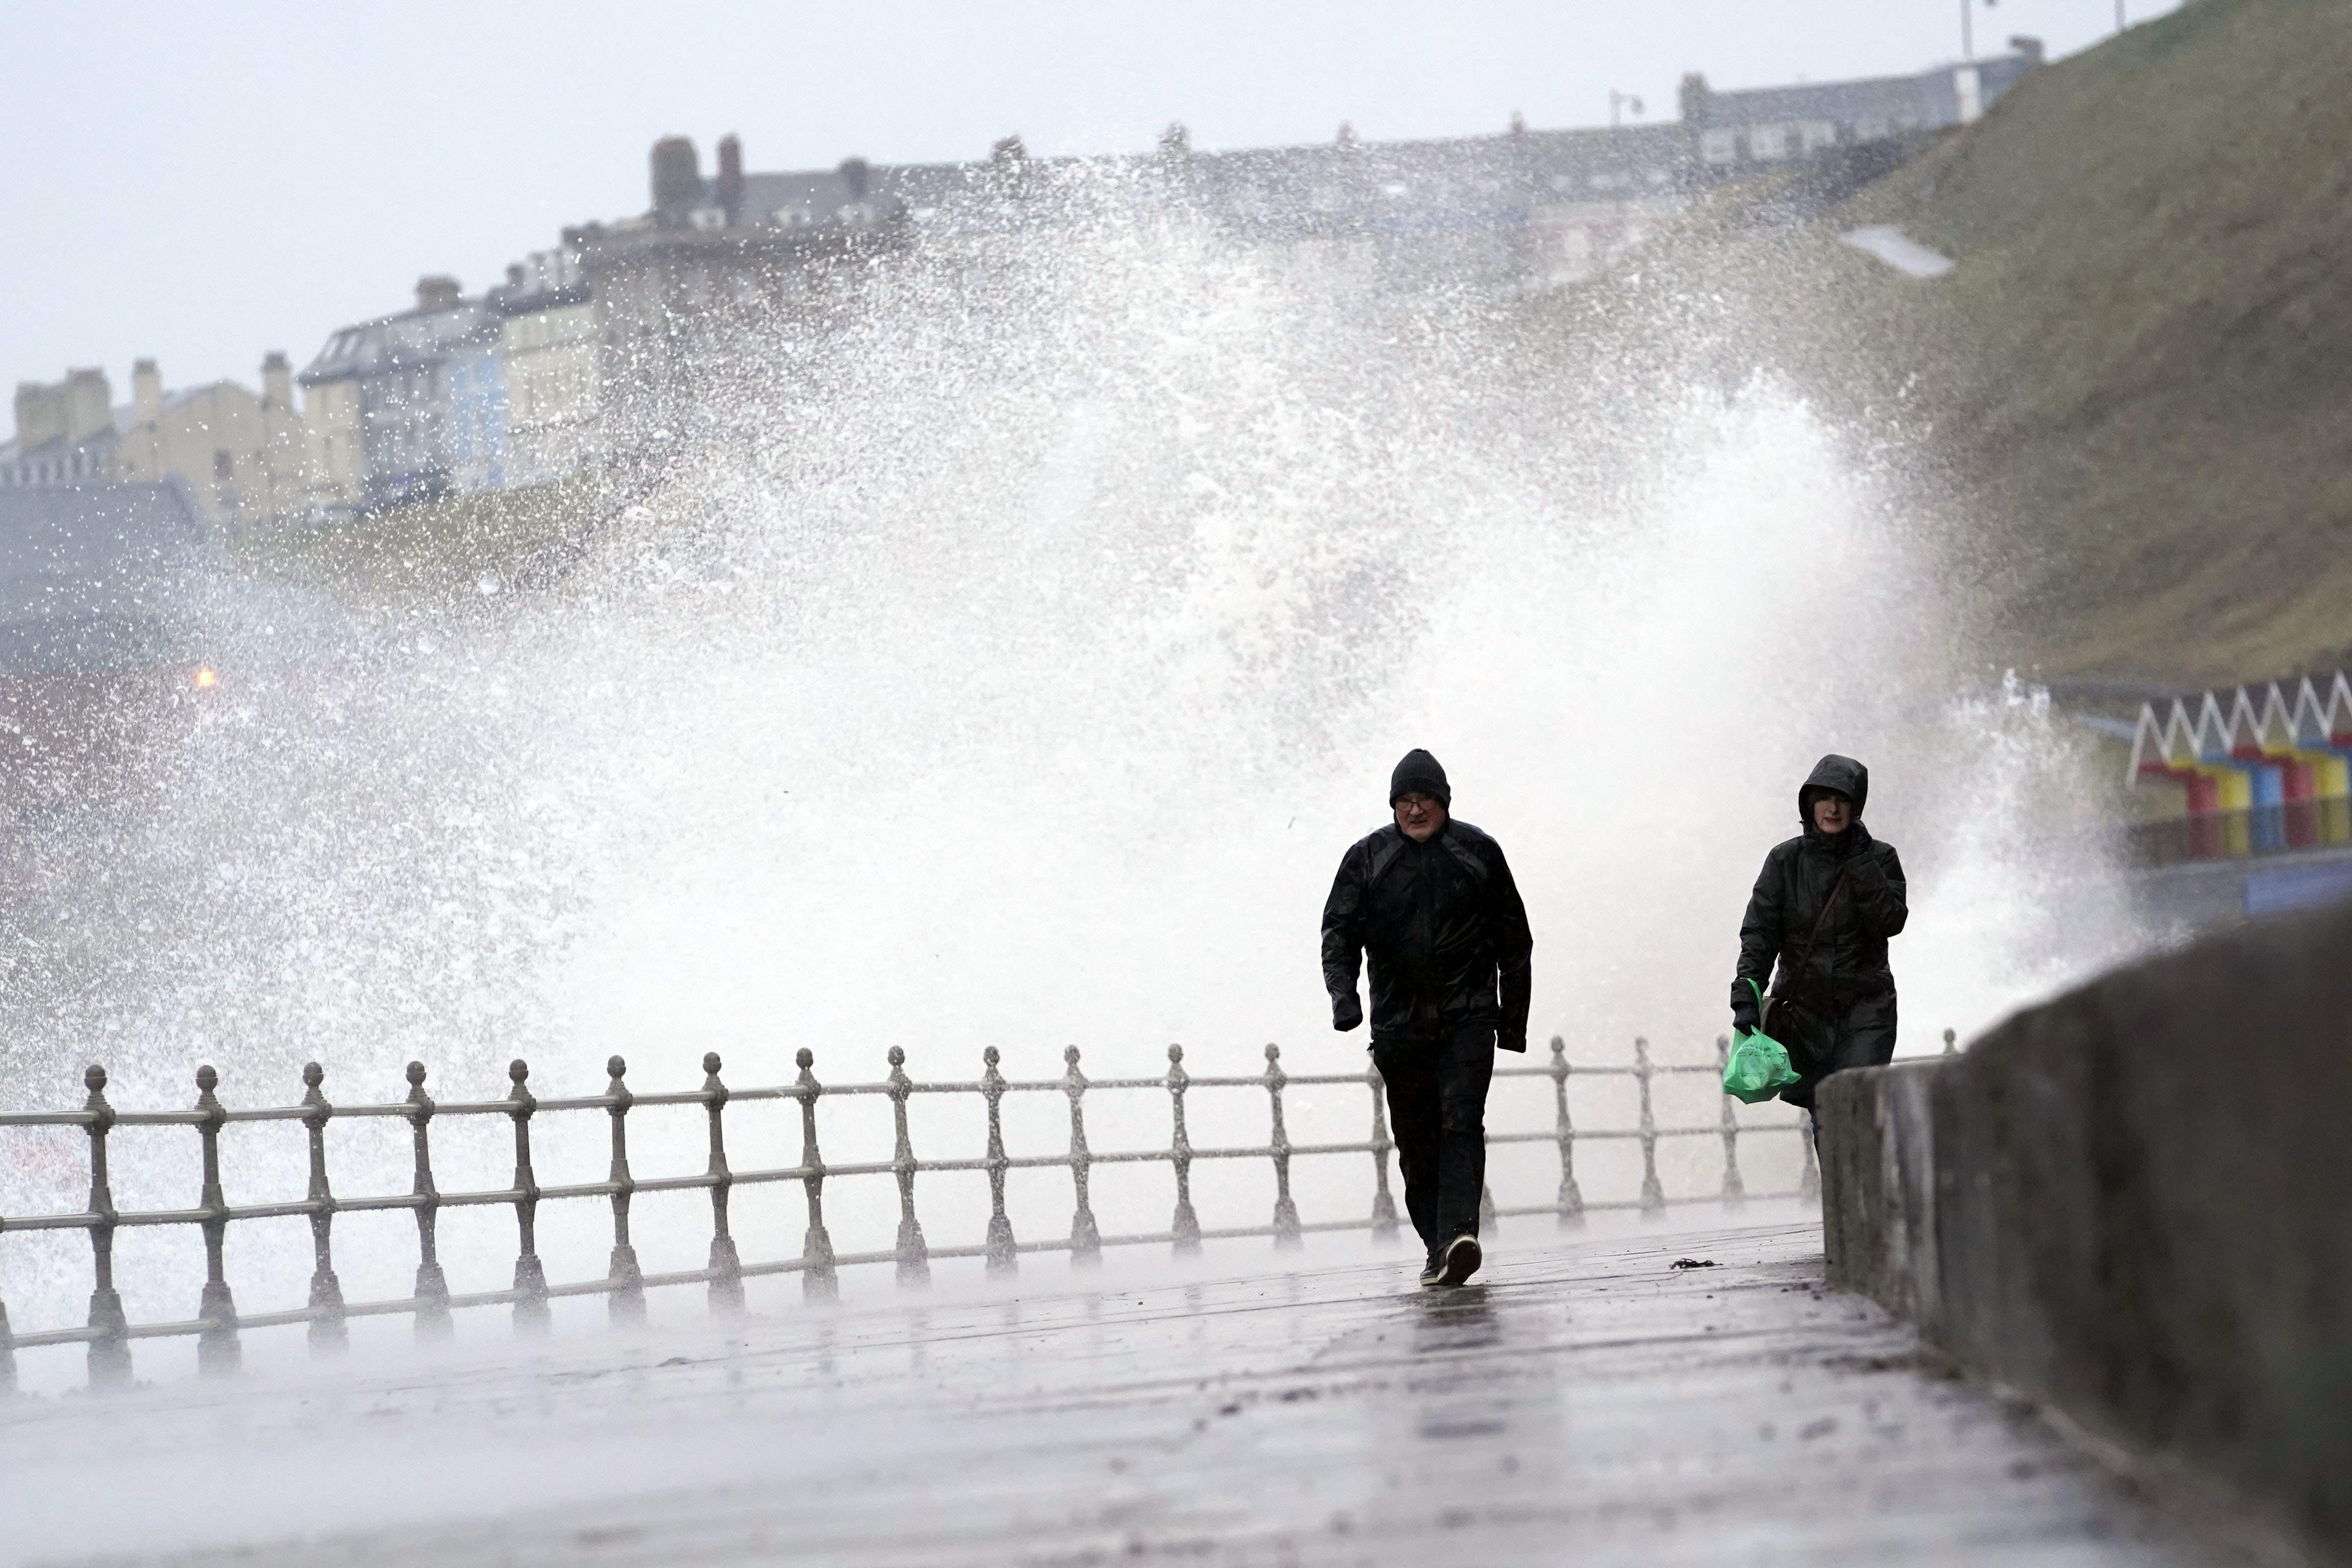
1821, 900, 2352, 1555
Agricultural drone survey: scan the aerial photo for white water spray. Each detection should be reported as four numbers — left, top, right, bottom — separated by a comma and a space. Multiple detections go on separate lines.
0, 189, 2147, 1363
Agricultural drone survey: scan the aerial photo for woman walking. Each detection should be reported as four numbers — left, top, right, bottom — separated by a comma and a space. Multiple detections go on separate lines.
1730, 755, 1908, 1132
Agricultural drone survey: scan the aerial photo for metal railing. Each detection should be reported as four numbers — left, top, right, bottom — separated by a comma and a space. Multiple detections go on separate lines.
0, 1034, 1817, 1394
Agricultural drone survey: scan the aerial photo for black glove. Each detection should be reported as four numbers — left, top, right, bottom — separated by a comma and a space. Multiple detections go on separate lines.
1732, 1002, 1760, 1034
1331, 991, 1364, 1032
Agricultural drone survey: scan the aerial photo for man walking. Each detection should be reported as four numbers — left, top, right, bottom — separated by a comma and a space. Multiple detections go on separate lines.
1321, 749, 1533, 1287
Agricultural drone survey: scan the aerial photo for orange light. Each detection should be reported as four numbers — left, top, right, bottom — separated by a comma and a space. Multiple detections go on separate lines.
193, 667, 218, 690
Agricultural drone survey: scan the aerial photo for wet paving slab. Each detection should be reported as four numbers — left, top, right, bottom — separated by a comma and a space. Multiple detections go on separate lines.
1, 1217, 2278, 1566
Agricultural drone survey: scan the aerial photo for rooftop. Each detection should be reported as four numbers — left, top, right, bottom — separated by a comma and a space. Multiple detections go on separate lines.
299, 297, 500, 386
0, 483, 344, 675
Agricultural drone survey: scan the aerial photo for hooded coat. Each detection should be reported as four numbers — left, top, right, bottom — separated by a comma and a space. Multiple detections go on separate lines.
1322, 817, 1533, 1051
1730, 755, 1907, 1105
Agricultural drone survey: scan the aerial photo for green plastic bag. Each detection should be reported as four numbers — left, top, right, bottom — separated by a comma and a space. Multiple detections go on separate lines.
1723, 980, 1801, 1104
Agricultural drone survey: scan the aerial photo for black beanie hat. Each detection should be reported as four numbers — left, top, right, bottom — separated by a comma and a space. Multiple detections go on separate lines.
1389, 748, 1451, 806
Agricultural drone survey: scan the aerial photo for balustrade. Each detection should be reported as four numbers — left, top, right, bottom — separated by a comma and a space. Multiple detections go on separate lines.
0, 1034, 1816, 1395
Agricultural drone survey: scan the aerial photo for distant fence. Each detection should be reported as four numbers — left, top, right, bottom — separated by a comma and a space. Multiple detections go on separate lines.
0, 1036, 1817, 1394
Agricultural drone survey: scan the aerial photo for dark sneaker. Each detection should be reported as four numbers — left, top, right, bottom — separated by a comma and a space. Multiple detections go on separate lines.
1417, 1252, 1445, 1287
1435, 1234, 1482, 1287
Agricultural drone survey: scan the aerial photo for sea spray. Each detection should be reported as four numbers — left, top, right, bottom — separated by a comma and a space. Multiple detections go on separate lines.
0, 183, 2146, 1371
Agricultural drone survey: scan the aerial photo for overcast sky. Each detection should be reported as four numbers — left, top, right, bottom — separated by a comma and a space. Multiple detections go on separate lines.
5, 0, 2179, 398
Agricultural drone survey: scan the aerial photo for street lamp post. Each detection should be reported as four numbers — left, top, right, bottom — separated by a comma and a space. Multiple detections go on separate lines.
1960, 0, 2013, 61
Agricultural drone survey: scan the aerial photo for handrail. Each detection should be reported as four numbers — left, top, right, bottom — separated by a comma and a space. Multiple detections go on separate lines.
0, 1034, 1815, 1396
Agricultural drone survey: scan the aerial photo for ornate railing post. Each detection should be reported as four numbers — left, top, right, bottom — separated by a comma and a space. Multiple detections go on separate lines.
81, 1065, 129, 1388
1063, 1047, 1102, 1266
981, 1047, 1017, 1275
1635, 1037, 1666, 1217
1166, 1045, 1201, 1256
604, 1056, 645, 1327
1549, 1037, 1583, 1228
1715, 1035, 1746, 1208
1263, 1045, 1302, 1250
1365, 1060, 1399, 1244
192, 1065, 242, 1376
0, 1212, 14, 1395
299, 1062, 347, 1352
506, 1060, 551, 1334
795, 1049, 838, 1301
1943, 1028, 1958, 1056
886, 1048, 930, 1287
701, 1053, 744, 1317
0, 1112, 17, 1393
405, 1061, 451, 1339
0, 1129, 15, 1392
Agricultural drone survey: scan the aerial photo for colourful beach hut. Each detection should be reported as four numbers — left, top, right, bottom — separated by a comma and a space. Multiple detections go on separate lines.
2128, 670, 2352, 859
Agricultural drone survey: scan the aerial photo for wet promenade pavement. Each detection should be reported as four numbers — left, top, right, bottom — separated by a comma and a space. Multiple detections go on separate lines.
2, 1215, 2273, 1566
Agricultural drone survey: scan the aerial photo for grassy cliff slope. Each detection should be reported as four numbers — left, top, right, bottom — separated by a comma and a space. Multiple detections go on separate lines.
1842, 0, 2352, 685
230, 476, 606, 624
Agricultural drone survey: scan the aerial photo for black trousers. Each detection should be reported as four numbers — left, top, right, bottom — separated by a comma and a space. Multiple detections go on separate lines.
1371, 1023, 1496, 1255
1776, 989, 1898, 1113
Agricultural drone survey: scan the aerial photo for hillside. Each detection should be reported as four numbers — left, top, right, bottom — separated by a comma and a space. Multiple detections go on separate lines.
230, 475, 605, 624
1835, 0, 2352, 686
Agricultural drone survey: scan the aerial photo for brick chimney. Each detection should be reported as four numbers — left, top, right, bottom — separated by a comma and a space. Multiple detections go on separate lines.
13, 383, 57, 448
15, 369, 112, 452
61, 368, 112, 445
650, 135, 703, 219
260, 351, 294, 408
716, 134, 745, 225
414, 275, 463, 313
133, 359, 163, 426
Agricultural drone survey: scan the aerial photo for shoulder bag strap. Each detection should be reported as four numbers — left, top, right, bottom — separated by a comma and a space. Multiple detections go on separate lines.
1762, 865, 1852, 1034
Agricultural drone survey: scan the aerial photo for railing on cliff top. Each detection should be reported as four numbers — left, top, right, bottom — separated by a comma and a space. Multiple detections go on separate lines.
0, 1032, 1894, 1394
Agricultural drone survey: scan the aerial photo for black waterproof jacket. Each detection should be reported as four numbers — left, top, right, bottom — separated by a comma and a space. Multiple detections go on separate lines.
1731, 755, 1908, 1026
1322, 819, 1533, 1050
